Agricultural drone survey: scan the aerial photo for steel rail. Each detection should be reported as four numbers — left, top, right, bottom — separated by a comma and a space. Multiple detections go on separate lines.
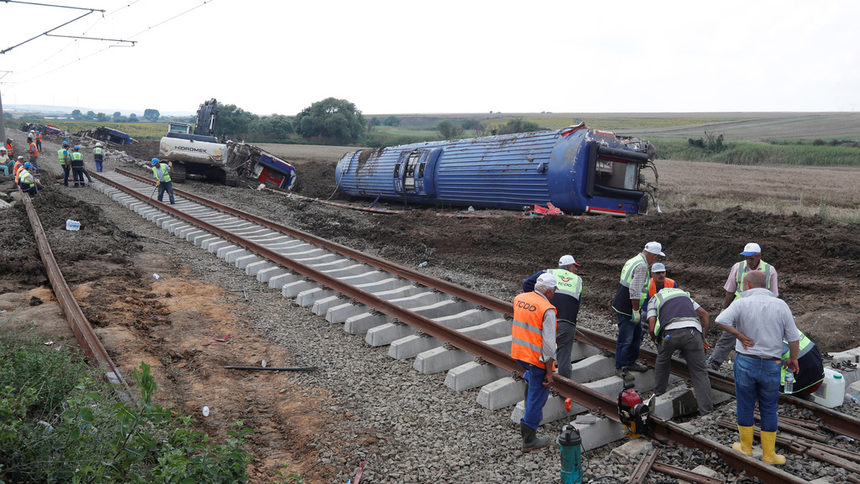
95, 171, 808, 484
114, 167, 860, 441
20, 189, 134, 401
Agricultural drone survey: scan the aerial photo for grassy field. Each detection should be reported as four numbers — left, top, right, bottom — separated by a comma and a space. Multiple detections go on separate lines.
22, 119, 165, 139
654, 139, 860, 166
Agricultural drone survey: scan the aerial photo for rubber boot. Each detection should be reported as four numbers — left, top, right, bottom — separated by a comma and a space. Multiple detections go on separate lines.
520, 422, 550, 451
731, 425, 754, 456
760, 431, 786, 465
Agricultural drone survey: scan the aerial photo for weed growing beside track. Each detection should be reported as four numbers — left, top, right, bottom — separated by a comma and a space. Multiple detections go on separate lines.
0, 336, 254, 484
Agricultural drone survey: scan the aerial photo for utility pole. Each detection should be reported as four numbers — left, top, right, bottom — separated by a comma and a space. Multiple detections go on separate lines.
0, 71, 10, 145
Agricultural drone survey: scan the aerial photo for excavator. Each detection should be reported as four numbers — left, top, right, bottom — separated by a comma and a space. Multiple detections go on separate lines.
159, 99, 296, 189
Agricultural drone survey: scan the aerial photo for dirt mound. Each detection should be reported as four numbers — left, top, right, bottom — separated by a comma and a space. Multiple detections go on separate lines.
292, 160, 338, 199
113, 140, 159, 161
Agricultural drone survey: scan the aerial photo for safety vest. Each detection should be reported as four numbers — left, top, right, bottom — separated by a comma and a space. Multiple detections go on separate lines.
58, 148, 70, 165
511, 291, 557, 370
18, 169, 34, 187
651, 288, 698, 337
152, 163, 172, 183
36, 133, 42, 142
5, 142, 13, 157
621, 254, 649, 303
734, 260, 773, 299
648, 277, 676, 299
13, 161, 23, 176
779, 330, 820, 388
28, 142, 39, 158
548, 268, 582, 300
93, 147, 103, 159
70, 151, 83, 162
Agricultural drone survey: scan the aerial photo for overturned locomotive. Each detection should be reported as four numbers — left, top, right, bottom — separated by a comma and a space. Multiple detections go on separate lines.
335, 124, 658, 215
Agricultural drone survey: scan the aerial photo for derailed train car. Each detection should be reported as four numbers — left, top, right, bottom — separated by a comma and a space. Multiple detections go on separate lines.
335, 124, 658, 215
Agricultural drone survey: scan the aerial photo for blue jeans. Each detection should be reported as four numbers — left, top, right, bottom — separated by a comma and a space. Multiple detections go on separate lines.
157, 181, 176, 205
519, 362, 550, 430
615, 312, 643, 369
734, 354, 781, 431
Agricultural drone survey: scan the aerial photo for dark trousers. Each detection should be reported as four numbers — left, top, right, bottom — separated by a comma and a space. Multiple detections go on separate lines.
62, 165, 70, 186
556, 321, 576, 379
654, 327, 714, 414
18, 182, 37, 196
72, 166, 85, 186
615, 312, 643, 369
157, 181, 175, 204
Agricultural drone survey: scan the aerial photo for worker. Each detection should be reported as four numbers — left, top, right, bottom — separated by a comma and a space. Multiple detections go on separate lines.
58, 141, 72, 186
5, 138, 13, 159
647, 287, 713, 415
522, 254, 582, 380
512, 272, 557, 451
17, 162, 44, 196
0, 147, 10, 176
13, 156, 25, 183
709, 242, 779, 370
715, 271, 799, 465
151, 158, 175, 205
642, 262, 678, 314
611, 241, 665, 379
70, 145, 85, 187
27, 137, 39, 172
93, 142, 104, 172
35, 130, 42, 152
780, 330, 824, 397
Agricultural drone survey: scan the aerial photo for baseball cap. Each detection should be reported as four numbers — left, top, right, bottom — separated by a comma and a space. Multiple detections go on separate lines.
740, 243, 761, 256
644, 241, 665, 257
651, 262, 666, 273
558, 255, 580, 267
536, 272, 557, 289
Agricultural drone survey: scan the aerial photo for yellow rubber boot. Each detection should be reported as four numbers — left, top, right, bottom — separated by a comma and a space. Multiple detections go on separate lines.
761, 431, 786, 465
731, 425, 754, 456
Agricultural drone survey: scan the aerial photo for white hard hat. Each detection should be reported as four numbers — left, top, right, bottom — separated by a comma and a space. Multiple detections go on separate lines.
644, 241, 665, 256
651, 262, 666, 273
558, 254, 580, 267
536, 272, 557, 289
740, 243, 762, 256
95, 142, 102, 147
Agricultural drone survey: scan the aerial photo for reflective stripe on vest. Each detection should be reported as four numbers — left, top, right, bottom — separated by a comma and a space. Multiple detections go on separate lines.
93, 147, 103, 157
648, 277, 676, 299
549, 268, 582, 300
18, 169, 34, 187
652, 288, 697, 337
57, 149, 70, 165
152, 164, 171, 182
619, 253, 649, 304
511, 291, 556, 370
734, 260, 773, 299
70, 152, 83, 161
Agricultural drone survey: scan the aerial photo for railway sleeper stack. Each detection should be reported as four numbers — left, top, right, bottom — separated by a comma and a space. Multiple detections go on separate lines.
90, 173, 732, 451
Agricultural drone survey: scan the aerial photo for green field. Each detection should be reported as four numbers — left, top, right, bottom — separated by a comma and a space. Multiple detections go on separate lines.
653, 139, 860, 166
22, 119, 165, 140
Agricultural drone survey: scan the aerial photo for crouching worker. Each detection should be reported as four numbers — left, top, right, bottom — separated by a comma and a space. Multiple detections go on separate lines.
151, 158, 175, 205
781, 330, 824, 397
512, 272, 557, 451
18, 162, 44, 196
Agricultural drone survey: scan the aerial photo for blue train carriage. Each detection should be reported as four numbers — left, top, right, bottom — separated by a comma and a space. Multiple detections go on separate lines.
334, 123, 657, 215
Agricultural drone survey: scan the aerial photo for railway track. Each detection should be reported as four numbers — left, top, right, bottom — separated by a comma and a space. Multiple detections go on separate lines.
33, 167, 855, 482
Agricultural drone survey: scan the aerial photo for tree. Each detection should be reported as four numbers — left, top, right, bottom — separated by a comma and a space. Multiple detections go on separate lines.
383, 115, 400, 127
128, 113, 138, 123
496, 118, 541, 135
112, 111, 123, 122
71, 109, 83, 120
143, 109, 160, 122
214, 104, 258, 138
96, 112, 107, 122
251, 114, 293, 138
294, 97, 365, 143
85, 110, 96, 120
437, 120, 454, 139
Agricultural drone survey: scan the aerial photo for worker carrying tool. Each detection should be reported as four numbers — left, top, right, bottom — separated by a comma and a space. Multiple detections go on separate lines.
511, 272, 557, 451
611, 242, 665, 380
93, 142, 104, 172
151, 158, 176, 205
58, 141, 72, 186
715, 271, 799, 465
522, 254, 582, 380
647, 287, 714, 415
709, 242, 779, 371
70, 146, 85, 187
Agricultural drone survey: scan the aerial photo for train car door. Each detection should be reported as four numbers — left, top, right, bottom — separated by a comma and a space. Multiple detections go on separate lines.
393, 148, 441, 196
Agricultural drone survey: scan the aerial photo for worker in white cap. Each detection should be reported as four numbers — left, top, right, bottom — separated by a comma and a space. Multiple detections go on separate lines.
641, 262, 679, 314
708, 242, 779, 371
511, 272, 557, 451
522, 255, 582, 381
611, 241, 664, 379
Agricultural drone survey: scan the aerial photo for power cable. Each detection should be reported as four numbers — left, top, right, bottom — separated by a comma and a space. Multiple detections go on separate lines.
127, 0, 213, 39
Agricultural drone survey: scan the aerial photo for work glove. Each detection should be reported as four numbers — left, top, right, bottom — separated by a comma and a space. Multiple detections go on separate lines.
631, 311, 641, 324
703, 341, 710, 352
156, 182, 160, 187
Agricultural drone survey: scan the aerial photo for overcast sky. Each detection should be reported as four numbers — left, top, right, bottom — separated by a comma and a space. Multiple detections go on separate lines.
2, 0, 859, 116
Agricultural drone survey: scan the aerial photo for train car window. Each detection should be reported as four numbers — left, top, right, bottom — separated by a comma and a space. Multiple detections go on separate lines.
393, 165, 400, 177
594, 157, 638, 191
418, 163, 426, 178
404, 150, 420, 191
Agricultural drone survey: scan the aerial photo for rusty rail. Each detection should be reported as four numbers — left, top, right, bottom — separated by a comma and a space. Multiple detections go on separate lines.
20, 189, 134, 401
651, 461, 723, 484
629, 448, 658, 484
93, 170, 811, 484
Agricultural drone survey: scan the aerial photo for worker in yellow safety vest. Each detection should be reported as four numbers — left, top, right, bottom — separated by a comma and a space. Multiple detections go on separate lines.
151, 158, 175, 205
93, 142, 104, 172
780, 330, 824, 397
58, 141, 72, 186
70, 145, 85, 187
17, 163, 44, 196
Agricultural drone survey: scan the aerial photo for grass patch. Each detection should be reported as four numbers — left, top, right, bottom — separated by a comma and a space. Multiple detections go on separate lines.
20, 119, 165, 140
0, 335, 261, 483
654, 139, 860, 166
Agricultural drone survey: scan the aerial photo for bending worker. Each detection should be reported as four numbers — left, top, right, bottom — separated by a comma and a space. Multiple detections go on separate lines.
647, 287, 713, 415
17, 163, 44, 196
511, 272, 557, 451
780, 330, 824, 397
523, 254, 582, 380
709, 242, 779, 370
151, 158, 176, 205
611, 241, 665, 379
715, 271, 799, 465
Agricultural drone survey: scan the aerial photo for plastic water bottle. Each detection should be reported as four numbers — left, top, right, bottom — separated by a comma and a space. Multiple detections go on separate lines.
847, 394, 858, 404
418, 261, 428, 268
65, 219, 80, 231
784, 372, 794, 394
